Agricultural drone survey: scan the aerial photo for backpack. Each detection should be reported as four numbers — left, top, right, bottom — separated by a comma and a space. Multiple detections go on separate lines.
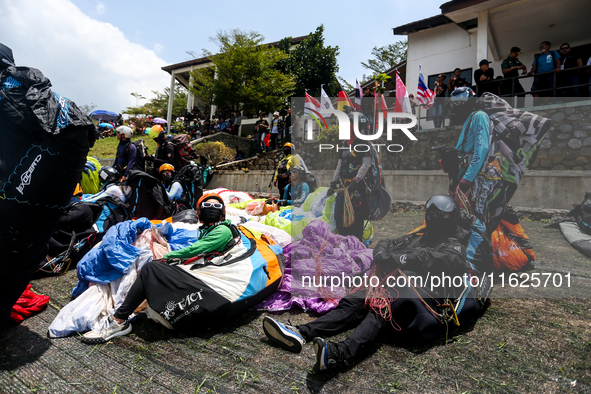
303, 172, 317, 193
170, 134, 194, 170
366, 144, 392, 221
126, 139, 148, 172
125, 170, 175, 220
173, 163, 204, 211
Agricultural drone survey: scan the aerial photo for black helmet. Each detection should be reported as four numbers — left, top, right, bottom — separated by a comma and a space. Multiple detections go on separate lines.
98, 166, 120, 183
425, 195, 458, 233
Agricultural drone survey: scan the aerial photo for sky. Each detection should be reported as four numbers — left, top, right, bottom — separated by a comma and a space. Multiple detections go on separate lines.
0, 0, 443, 113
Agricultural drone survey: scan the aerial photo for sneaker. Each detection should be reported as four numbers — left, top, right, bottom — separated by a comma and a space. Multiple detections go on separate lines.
313, 337, 345, 371
81, 316, 132, 344
262, 316, 305, 353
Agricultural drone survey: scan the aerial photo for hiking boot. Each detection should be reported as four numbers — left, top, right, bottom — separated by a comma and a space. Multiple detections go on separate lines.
81, 316, 132, 344
313, 337, 346, 371
262, 316, 305, 353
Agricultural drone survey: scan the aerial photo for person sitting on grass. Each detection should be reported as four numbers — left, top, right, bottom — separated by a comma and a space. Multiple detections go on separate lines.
262, 195, 490, 371
81, 194, 236, 344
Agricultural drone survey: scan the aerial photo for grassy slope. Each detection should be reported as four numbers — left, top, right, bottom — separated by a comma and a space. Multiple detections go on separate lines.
88, 135, 159, 158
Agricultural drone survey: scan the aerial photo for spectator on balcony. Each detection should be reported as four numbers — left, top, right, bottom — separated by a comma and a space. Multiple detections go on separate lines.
474, 60, 495, 97
448, 68, 468, 92
501, 47, 527, 97
529, 41, 561, 98
557, 43, 583, 97
433, 74, 447, 128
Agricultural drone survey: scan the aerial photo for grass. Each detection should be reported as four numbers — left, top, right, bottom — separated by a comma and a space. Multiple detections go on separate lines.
88, 135, 159, 158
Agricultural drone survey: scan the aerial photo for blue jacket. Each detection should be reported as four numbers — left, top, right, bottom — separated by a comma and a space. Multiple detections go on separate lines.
455, 111, 491, 182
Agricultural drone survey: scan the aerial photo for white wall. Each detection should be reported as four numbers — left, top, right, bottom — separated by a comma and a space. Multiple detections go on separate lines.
406, 23, 477, 93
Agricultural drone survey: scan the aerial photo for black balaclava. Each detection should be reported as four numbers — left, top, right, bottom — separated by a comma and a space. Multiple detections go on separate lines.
200, 207, 222, 225
0, 43, 15, 70
161, 172, 173, 187
424, 195, 457, 239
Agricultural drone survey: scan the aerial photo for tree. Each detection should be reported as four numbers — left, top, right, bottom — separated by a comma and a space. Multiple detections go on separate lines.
280, 25, 340, 97
130, 92, 145, 107
361, 40, 408, 74
193, 141, 235, 166
189, 29, 295, 114
123, 84, 187, 118
79, 102, 97, 115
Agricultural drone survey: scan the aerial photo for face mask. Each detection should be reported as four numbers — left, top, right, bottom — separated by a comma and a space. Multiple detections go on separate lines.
162, 174, 173, 184
200, 207, 222, 224
283, 149, 291, 156
425, 212, 454, 236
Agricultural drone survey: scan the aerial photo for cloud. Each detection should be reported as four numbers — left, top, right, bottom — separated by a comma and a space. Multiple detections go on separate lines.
154, 43, 164, 53
95, 1, 105, 15
0, 0, 171, 113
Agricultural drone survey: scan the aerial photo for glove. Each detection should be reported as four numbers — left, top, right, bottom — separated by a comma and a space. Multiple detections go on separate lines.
326, 188, 334, 197
268, 183, 273, 190
277, 200, 288, 207
330, 181, 340, 189
459, 178, 472, 193
274, 180, 277, 187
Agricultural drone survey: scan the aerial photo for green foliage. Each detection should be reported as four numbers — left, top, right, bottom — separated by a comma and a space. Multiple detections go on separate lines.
189, 29, 295, 115
193, 141, 235, 166
361, 40, 408, 74
123, 84, 187, 119
317, 124, 340, 145
372, 73, 392, 95
283, 25, 340, 97
172, 120, 186, 133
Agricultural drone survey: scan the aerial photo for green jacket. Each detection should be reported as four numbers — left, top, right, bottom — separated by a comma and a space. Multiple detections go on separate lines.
164, 220, 234, 259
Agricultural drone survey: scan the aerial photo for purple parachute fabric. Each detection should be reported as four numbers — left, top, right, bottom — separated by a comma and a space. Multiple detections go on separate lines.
256, 220, 374, 314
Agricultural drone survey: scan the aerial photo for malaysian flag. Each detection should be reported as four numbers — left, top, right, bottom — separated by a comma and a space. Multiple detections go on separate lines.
416, 66, 434, 109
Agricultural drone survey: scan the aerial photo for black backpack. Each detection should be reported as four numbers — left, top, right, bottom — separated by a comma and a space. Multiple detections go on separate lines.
126, 139, 148, 172
174, 163, 204, 211
125, 170, 175, 220
303, 172, 317, 193
366, 144, 392, 221
170, 134, 193, 170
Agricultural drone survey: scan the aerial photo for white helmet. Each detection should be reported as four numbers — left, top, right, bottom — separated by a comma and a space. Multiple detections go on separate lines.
116, 125, 133, 138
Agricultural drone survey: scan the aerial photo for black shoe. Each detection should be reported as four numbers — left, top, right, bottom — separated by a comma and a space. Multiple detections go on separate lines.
313, 337, 346, 371
262, 316, 305, 353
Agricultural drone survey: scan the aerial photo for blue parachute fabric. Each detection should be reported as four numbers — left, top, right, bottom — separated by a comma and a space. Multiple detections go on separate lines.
72, 218, 152, 297
236, 233, 283, 302
168, 227, 199, 251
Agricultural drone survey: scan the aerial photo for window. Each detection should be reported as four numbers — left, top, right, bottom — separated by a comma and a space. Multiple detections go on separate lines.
428, 68, 473, 96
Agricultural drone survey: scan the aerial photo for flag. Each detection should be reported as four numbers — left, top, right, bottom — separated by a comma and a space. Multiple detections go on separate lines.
320, 86, 334, 111
355, 80, 363, 111
394, 71, 412, 114
380, 93, 388, 121
305, 91, 321, 110
417, 66, 435, 109
337, 86, 354, 111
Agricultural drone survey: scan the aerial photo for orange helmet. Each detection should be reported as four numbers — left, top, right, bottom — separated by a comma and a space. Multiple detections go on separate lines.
159, 163, 175, 173
196, 193, 226, 224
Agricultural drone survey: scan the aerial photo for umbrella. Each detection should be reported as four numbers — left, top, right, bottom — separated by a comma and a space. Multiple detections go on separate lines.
153, 117, 167, 124
90, 110, 118, 122
98, 122, 114, 128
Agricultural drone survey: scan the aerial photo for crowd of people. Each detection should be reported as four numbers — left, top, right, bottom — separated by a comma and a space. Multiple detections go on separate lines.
434, 41, 590, 100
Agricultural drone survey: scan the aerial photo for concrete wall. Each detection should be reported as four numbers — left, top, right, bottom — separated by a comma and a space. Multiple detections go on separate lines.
207, 169, 591, 210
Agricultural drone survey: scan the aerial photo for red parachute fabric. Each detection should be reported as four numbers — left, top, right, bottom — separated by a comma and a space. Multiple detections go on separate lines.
10, 285, 50, 324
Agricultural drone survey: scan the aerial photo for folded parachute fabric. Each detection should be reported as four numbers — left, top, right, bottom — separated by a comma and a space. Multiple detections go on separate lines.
72, 218, 197, 297
256, 220, 373, 314
10, 285, 50, 324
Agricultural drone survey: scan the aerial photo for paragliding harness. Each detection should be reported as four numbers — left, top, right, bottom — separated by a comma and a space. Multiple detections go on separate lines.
125, 139, 148, 172
170, 134, 196, 170
38, 232, 98, 275
173, 163, 204, 211
125, 170, 175, 220
160, 223, 254, 270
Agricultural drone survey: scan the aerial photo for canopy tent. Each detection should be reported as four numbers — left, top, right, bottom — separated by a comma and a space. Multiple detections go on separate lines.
90, 110, 118, 122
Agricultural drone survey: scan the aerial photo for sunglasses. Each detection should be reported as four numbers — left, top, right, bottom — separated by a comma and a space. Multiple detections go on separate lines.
201, 202, 223, 209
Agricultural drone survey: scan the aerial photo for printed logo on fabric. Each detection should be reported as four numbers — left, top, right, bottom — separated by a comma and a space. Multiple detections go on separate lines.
16, 154, 42, 195
161, 289, 204, 322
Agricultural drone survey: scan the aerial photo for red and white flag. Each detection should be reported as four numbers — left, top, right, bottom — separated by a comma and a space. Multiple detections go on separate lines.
355, 80, 363, 111
394, 71, 412, 114
305, 91, 321, 110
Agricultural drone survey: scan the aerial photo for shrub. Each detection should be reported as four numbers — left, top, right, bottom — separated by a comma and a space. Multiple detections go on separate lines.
193, 141, 235, 166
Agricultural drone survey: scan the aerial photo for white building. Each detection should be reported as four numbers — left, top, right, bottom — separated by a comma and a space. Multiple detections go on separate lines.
394, 0, 591, 97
